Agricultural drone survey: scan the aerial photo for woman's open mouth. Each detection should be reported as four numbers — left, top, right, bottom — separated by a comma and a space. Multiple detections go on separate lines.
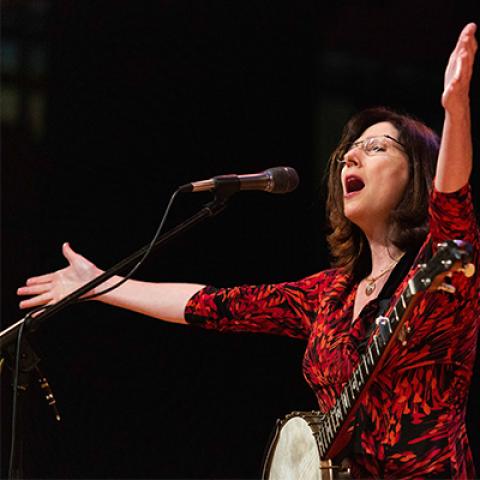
344, 175, 365, 197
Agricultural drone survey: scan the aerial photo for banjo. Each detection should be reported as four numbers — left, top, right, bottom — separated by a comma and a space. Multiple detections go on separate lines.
262, 240, 475, 480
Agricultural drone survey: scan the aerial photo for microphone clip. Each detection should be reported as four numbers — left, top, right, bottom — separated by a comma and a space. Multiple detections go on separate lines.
209, 175, 241, 200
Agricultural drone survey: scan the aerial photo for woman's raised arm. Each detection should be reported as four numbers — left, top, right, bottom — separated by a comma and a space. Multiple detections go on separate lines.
435, 22, 477, 193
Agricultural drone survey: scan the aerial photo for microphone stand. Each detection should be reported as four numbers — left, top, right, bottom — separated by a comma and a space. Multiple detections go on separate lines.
3, 339, 46, 480
1, 191, 232, 479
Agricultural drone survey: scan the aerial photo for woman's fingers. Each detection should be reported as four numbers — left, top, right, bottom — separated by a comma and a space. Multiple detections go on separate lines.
19, 292, 53, 309
451, 27, 476, 74
458, 25, 477, 66
26, 272, 55, 285
62, 242, 77, 263
63, 242, 96, 274
17, 283, 52, 296
463, 29, 477, 57
453, 51, 471, 84
457, 23, 477, 51
29, 307, 48, 319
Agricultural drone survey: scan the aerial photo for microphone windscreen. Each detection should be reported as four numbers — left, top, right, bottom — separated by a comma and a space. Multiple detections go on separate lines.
268, 167, 300, 194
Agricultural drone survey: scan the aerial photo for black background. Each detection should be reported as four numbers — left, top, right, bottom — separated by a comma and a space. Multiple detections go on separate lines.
2, 1, 479, 478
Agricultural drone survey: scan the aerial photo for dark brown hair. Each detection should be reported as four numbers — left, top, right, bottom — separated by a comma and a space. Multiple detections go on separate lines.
326, 107, 440, 278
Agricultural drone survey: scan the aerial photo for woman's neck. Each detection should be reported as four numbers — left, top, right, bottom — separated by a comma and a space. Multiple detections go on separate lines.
366, 236, 404, 278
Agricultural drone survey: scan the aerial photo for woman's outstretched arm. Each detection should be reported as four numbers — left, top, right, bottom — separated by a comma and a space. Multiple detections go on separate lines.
17, 242, 204, 324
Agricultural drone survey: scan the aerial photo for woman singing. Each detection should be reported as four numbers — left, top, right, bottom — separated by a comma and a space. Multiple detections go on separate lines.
18, 23, 478, 478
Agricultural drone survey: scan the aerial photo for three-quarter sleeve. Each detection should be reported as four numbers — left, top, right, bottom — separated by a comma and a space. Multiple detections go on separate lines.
428, 182, 480, 299
184, 271, 333, 340
429, 182, 479, 249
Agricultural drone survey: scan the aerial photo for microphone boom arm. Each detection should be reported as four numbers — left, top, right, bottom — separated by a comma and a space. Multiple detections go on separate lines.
0, 195, 230, 350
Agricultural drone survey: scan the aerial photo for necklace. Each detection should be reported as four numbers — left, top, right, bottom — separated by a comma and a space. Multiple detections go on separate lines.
364, 257, 402, 296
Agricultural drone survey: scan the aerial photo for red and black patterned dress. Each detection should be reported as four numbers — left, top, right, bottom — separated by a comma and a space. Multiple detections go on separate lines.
185, 184, 479, 479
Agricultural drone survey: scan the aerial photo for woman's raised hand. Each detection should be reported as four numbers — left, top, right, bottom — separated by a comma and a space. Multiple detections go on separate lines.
17, 242, 102, 310
442, 22, 477, 114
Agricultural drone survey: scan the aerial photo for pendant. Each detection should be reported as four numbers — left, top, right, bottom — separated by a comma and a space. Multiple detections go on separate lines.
365, 281, 376, 296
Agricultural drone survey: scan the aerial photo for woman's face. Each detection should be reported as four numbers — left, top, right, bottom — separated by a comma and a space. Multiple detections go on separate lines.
340, 121, 409, 235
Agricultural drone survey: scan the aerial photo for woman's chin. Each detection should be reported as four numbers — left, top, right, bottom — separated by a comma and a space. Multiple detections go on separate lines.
343, 204, 366, 224
344, 204, 377, 230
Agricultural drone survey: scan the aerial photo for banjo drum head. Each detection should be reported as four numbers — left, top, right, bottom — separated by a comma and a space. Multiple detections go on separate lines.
264, 413, 322, 480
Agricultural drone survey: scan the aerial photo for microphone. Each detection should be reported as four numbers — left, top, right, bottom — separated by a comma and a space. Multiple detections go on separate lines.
179, 166, 299, 194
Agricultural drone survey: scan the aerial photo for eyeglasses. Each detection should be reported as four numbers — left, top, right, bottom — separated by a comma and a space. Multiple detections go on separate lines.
337, 135, 405, 163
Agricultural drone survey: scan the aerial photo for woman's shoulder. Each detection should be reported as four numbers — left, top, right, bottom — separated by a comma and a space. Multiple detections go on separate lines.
291, 266, 351, 292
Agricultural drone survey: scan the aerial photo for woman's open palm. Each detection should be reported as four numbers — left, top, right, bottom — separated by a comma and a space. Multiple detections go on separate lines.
17, 243, 101, 310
